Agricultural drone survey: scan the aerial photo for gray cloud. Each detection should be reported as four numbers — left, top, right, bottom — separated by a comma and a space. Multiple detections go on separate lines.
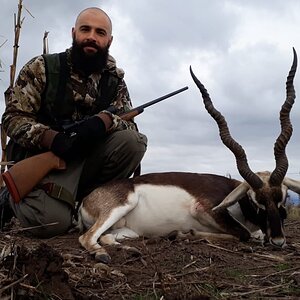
0, 0, 299, 181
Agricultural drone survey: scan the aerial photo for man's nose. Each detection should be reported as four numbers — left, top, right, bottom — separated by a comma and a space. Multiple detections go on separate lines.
86, 30, 97, 41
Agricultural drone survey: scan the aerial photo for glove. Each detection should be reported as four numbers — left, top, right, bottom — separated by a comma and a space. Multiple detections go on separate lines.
41, 113, 113, 160
41, 129, 81, 160
74, 113, 112, 140
50, 132, 79, 159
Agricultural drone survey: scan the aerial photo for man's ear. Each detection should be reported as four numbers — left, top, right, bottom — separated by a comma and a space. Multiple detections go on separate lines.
108, 36, 113, 48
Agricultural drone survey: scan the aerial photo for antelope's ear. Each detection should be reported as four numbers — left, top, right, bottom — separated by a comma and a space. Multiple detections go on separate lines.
283, 177, 300, 194
213, 182, 250, 211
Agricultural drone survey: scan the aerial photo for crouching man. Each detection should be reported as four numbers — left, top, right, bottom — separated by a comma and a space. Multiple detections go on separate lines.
0, 7, 147, 237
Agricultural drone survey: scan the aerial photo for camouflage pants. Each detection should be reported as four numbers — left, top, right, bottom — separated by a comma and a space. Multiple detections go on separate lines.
9, 130, 147, 238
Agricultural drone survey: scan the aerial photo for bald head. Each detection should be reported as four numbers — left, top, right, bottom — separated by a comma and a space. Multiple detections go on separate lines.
72, 7, 113, 58
74, 7, 112, 35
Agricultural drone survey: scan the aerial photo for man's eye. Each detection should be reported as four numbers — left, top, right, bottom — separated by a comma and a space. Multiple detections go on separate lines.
96, 30, 106, 36
80, 27, 89, 32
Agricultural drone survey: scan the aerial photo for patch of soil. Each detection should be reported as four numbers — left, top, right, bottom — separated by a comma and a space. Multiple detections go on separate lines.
1, 219, 300, 299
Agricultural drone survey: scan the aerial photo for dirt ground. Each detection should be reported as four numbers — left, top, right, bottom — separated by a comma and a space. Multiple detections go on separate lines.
0, 218, 300, 300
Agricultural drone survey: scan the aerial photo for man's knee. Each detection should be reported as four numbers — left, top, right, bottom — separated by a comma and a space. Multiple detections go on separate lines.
111, 130, 147, 160
10, 189, 74, 238
79, 130, 148, 193
102, 130, 147, 179
31, 204, 73, 238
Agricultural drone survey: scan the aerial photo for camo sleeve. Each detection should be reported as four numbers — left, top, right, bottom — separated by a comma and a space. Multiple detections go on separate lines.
1, 56, 50, 149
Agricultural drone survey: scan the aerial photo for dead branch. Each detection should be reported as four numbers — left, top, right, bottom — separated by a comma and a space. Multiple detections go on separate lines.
0, 274, 28, 294
0, 39, 8, 49
222, 280, 294, 297
8, 222, 59, 233
1, 0, 24, 183
1, 0, 34, 183
43, 31, 49, 54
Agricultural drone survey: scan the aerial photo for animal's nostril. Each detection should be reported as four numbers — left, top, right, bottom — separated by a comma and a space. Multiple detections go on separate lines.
270, 237, 286, 248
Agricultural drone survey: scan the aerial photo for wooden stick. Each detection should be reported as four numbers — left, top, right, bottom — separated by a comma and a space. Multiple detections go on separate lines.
43, 31, 49, 54
1, 0, 24, 186
10, 0, 25, 98
0, 38, 8, 49
0, 274, 28, 294
222, 280, 294, 297
9, 222, 59, 233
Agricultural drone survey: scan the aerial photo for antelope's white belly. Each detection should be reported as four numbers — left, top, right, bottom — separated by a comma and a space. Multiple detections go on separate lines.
113, 184, 221, 237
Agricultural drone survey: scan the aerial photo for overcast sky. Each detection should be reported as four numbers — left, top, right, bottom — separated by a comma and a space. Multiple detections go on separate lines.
0, 0, 300, 182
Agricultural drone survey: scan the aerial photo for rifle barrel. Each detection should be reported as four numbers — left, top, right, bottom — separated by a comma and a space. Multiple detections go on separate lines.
134, 86, 188, 111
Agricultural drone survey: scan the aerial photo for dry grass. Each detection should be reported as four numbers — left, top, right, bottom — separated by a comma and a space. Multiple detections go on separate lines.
287, 205, 300, 220
0, 217, 300, 299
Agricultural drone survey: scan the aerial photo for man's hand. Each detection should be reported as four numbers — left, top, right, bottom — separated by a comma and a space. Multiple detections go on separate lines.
74, 113, 112, 139
50, 132, 79, 159
41, 130, 82, 160
41, 113, 113, 160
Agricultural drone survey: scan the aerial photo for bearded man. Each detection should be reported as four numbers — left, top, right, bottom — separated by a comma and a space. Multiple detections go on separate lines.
1, 7, 147, 237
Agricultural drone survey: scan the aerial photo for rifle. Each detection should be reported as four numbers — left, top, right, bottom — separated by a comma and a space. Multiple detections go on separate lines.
63, 86, 188, 132
113, 86, 188, 120
2, 86, 188, 203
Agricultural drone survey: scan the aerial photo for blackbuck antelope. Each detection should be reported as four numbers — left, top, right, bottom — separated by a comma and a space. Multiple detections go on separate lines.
78, 49, 300, 263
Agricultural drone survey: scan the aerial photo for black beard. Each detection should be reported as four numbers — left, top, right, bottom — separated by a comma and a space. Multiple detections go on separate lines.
71, 39, 109, 75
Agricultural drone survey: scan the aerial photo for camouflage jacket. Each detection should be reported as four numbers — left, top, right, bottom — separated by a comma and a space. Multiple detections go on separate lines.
2, 48, 137, 150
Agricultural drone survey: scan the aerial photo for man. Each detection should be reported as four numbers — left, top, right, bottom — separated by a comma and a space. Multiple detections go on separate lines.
1, 7, 147, 237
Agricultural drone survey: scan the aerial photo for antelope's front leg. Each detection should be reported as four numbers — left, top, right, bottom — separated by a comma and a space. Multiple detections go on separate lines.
79, 219, 112, 263
79, 200, 138, 263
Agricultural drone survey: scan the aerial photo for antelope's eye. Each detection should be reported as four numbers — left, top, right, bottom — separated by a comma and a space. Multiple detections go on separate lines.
279, 206, 287, 219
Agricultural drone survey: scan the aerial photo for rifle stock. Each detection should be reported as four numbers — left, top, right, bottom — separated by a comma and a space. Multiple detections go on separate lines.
2, 151, 66, 203
2, 86, 188, 203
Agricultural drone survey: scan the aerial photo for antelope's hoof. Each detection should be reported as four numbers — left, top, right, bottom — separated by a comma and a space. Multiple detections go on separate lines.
95, 253, 111, 264
123, 245, 142, 257
166, 230, 179, 241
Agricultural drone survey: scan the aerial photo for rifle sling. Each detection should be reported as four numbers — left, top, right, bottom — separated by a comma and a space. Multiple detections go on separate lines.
41, 182, 75, 209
